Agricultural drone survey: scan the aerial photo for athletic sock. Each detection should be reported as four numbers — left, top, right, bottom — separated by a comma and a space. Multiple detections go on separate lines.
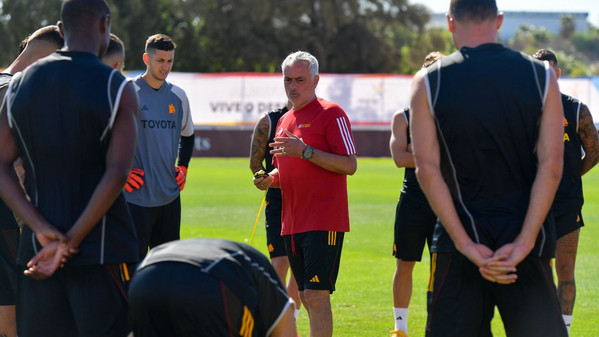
294, 309, 300, 320
393, 307, 409, 333
562, 315, 572, 335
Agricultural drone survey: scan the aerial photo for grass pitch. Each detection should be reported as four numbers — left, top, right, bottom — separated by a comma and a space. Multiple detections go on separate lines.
180, 157, 599, 336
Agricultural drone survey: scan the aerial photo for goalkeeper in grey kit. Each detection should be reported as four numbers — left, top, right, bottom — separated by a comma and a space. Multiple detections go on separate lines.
124, 33, 195, 259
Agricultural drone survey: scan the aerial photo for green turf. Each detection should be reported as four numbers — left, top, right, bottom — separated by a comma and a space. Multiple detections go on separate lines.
180, 157, 599, 336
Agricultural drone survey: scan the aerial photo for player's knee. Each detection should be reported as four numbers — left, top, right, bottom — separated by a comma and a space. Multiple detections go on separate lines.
301, 289, 330, 309
395, 259, 416, 274
298, 291, 307, 306
270, 257, 290, 282
271, 256, 290, 270
394, 260, 416, 283
555, 261, 575, 279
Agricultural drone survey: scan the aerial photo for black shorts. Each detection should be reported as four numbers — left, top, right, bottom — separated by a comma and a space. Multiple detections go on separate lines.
555, 210, 584, 239
265, 197, 286, 258
393, 194, 436, 261
130, 262, 261, 337
128, 196, 181, 259
284, 231, 344, 293
0, 228, 18, 305
17, 263, 133, 337
426, 252, 567, 337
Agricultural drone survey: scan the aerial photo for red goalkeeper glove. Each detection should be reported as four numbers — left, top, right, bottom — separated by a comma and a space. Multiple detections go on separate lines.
175, 166, 187, 191
124, 168, 144, 193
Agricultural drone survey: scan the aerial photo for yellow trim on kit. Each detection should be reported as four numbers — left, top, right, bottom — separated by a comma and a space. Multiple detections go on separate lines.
328, 231, 337, 245
239, 306, 254, 337
427, 253, 437, 292
121, 263, 130, 281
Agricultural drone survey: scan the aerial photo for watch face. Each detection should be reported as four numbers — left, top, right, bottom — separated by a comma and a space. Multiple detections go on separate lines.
303, 146, 314, 160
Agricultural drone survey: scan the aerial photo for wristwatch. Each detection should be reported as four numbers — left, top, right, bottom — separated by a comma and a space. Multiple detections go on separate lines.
301, 145, 314, 160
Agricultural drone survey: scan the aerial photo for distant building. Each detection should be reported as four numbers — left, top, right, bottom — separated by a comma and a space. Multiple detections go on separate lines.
429, 11, 589, 41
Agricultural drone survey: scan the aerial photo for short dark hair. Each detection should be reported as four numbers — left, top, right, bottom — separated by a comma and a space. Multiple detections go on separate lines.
61, 0, 110, 33
18, 37, 28, 55
104, 33, 124, 59
422, 51, 445, 68
18, 25, 64, 55
145, 34, 176, 53
532, 49, 558, 67
450, 0, 498, 22
28, 25, 64, 48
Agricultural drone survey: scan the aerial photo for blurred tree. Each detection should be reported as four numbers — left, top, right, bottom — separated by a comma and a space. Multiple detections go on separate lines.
560, 14, 576, 39
1, 1, 596, 75
397, 27, 454, 74
0, 0, 430, 73
507, 24, 552, 53
555, 50, 593, 77
570, 27, 599, 73
507, 24, 596, 76
191, 0, 282, 72
109, 0, 164, 71
189, 0, 432, 73
0, 0, 62, 66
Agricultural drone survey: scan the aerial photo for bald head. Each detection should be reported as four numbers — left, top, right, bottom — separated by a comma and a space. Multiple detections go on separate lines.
61, 0, 110, 33
59, 0, 111, 57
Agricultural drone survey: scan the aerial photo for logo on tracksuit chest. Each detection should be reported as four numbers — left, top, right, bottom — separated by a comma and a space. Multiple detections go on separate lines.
139, 103, 178, 129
